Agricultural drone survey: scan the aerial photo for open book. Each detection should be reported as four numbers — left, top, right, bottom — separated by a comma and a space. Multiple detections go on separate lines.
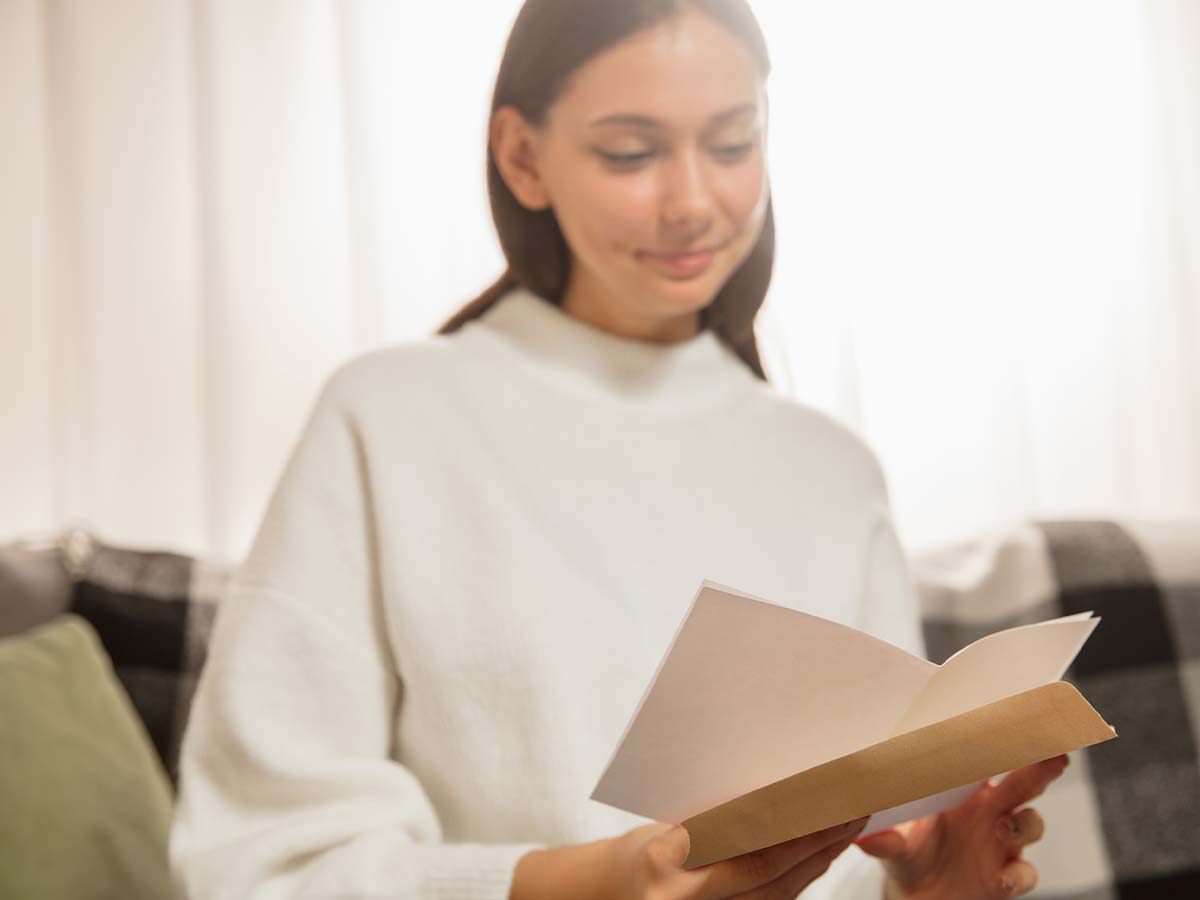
589, 578, 1118, 869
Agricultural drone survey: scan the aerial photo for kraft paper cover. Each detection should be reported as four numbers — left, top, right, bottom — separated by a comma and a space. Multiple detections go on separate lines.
679, 681, 1116, 868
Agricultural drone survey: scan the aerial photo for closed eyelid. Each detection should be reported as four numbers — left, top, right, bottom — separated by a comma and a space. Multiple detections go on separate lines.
593, 142, 755, 170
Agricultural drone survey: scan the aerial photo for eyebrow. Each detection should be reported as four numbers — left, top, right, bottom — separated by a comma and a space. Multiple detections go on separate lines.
587, 102, 757, 129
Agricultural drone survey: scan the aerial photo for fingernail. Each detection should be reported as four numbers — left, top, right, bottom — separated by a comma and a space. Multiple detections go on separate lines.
1000, 876, 1016, 894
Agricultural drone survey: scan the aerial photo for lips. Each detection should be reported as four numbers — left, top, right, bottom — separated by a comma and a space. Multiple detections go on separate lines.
640, 244, 722, 278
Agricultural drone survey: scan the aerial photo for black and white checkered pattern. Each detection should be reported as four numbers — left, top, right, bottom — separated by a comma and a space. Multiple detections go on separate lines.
57, 530, 227, 788
914, 518, 1200, 900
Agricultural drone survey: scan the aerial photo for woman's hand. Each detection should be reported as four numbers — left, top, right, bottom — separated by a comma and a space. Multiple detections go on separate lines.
610, 815, 871, 900
854, 754, 1070, 900
510, 815, 871, 900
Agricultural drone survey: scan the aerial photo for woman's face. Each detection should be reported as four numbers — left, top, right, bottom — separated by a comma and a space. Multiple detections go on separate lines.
493, 6, 770, 341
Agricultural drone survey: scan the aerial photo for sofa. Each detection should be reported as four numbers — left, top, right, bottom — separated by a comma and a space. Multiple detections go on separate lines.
1, 518, 1197, 899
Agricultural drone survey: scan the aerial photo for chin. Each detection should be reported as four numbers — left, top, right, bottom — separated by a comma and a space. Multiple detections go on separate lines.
649, 270, 728, 310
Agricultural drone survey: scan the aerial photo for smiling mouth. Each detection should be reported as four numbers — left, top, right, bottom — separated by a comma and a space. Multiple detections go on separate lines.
638, 244, 723, 278
641, 241, 726, 260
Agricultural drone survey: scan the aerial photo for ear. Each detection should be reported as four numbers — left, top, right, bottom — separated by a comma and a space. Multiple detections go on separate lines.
490, 106, 552, 211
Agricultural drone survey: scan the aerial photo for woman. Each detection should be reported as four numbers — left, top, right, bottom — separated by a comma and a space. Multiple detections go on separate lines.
169, 1, 1065, 898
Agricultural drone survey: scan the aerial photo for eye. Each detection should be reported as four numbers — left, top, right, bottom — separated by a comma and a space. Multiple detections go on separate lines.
711, 142, 754, 161
597, 150, 655, 169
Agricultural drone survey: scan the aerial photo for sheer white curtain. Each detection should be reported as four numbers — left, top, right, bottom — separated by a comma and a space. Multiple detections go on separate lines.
752, 0, 1200, 551
1, 0, 515, 562
2, 0, 1197, 563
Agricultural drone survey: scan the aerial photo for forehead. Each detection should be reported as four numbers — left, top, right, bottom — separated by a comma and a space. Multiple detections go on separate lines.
549, 8, 763, 131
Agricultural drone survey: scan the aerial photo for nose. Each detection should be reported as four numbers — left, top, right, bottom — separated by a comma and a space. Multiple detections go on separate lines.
659, 146, 714, 241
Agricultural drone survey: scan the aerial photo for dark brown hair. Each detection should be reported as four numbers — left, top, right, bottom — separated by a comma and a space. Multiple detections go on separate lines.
436, 0, 774, 381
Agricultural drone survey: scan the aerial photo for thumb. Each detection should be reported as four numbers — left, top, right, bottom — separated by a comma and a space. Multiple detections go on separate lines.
659, 824, 691, 866
854, 827, 908, 861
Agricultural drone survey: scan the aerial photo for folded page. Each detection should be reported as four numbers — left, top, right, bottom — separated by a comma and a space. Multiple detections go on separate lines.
892, 615, 1099, 735
591, 579, 935, 823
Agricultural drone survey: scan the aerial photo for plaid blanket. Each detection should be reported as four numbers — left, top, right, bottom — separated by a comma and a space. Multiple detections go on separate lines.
52, 530, 227, 788
914, 518, 1200, 900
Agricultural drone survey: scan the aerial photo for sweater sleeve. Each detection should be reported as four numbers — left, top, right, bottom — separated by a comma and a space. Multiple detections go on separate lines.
856, 499, 928, 662
169, 368, 546, 900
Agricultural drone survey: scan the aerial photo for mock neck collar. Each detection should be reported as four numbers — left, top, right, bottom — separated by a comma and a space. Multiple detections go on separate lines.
462, 285, 758, 415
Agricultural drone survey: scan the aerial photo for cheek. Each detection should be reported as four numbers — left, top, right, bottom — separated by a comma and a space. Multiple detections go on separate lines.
718, 157, 769, 228
555, 171, 661, 253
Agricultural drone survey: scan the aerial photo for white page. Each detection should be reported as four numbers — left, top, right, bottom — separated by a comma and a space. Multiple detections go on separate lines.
590, 580, 936, 823
892, 616, 1099, 735
861, 781, 986, 837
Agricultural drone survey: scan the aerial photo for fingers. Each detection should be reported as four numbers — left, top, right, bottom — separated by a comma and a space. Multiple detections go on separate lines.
853, 827, 908, 861
696, 817, 870, 898
736, 832, 859, 900
989, 754, 1068, 812
992, 857, 1038, 897
995, 807, 1044, 855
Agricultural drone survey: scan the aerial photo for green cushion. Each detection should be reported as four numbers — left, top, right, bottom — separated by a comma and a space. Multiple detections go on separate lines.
0, 614, 175, 900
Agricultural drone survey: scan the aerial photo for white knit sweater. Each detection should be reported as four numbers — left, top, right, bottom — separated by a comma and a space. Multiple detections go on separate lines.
169, 285, 925, 900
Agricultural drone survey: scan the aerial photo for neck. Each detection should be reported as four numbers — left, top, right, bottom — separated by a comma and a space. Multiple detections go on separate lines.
560, 265, 703, 344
